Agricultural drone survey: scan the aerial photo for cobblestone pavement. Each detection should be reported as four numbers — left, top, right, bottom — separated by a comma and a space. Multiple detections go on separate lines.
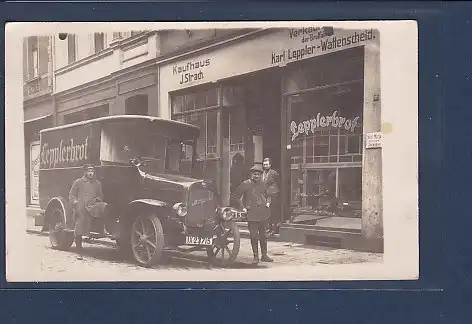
8, 233, 383, 281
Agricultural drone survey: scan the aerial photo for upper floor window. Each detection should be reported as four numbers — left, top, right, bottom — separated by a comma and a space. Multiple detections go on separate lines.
26, 37, 39, 79
94, 32, 105, 53
67, 34, 77, 64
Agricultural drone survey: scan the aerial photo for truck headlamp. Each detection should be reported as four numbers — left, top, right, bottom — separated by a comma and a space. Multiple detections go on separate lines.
218, 207, 235, 221
173, 202, 187, 217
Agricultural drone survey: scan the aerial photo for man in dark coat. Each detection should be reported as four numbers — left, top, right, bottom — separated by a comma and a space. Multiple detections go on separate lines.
232, 165, 274, 265
69, 164, 107, 260
262, 158, 281, 235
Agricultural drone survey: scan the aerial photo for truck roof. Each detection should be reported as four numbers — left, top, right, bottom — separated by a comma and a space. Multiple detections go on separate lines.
39, 115, 200, 135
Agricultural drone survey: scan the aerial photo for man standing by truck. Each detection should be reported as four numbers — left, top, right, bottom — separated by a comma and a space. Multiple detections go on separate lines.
69, 164, 107, 260
232, 165, 274, 265
262, 157, 281, 236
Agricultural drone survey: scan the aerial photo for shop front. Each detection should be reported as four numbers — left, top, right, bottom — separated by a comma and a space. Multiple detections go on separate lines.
158, 27, 382, 252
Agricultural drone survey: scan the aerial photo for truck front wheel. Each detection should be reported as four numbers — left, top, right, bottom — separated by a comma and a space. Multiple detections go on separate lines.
130, 213, 164, 267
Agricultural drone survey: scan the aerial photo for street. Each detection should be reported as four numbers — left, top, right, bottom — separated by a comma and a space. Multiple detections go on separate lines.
12, 232, 383, 281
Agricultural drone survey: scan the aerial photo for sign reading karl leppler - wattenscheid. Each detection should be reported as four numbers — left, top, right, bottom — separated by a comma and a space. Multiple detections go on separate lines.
271, 28, 376, 65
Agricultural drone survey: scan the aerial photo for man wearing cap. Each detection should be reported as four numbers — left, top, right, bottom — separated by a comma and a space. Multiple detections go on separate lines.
69, 164, 107, 260
232, 165, 274, 265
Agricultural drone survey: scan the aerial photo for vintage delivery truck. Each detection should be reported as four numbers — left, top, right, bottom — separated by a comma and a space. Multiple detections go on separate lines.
36, 115, 241, 267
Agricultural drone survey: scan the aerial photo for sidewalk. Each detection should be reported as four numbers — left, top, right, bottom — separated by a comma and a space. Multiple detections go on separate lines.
25, 216, 383, 267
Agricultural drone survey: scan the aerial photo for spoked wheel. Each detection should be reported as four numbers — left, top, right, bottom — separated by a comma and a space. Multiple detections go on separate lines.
130, 213, 164, 267
48, 206, 74, 250
207, 221, 240, 267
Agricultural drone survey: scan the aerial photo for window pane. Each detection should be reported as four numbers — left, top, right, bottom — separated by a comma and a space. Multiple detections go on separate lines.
206, 88, 219, 106
346, 135, 360, 154
338, 168, 362, 217
179, 113, 206, 160
94, 33, 105, 53
172, 95, 184, 114
32, 50, 38, 77
229, 106, 247, 154
206, 110, 219, 158
68, 34, 76, 64
184, 93, 196, 112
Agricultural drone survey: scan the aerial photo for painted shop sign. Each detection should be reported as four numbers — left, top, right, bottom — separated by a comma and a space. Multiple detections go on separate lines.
288, 27, 334, 43
271, 29, 376, 65
172, 58, 211, 85
40, 125, 95, 169
41, 137, 90, 169
290, 111, 360, 141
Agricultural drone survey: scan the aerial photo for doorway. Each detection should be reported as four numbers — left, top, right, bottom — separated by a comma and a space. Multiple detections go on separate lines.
222, 70, 282, 206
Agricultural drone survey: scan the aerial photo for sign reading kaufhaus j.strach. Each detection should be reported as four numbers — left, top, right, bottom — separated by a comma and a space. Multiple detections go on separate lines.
40, 126, 94, 170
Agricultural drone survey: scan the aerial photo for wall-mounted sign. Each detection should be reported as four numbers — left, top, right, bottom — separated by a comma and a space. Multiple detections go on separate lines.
290, 110, 360, 141
365, 132, 383, 149
271, 29, 375, 66
172, 58, 211, 85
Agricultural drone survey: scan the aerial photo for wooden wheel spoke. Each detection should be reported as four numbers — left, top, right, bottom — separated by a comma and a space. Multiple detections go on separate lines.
225, 246, 231, 256
134, 229, 142, 237
214, 246, 221, 255
145, 244, 151, 261
141, 220, 146, 236
145, 239, 156, 249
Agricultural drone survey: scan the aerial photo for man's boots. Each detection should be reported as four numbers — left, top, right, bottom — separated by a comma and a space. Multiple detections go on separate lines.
260, 238, 273, 262
75, 235, 83, 260
250, 238, 259, 265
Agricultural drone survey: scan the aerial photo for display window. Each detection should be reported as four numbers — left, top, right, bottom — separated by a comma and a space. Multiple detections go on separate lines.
285, 47, 364, 219
172, 87, 220, 183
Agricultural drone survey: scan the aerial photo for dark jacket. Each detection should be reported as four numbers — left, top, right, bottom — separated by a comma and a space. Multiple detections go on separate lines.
262, 168, 280, 196
69, 176, 106, 236
232, 179, 270, 222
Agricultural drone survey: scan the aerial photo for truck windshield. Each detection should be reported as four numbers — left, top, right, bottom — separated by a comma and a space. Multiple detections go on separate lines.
100, 122, 194, 173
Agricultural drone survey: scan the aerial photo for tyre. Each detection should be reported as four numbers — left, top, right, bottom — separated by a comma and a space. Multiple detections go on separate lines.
130, 213, 164, 267
207, 221, 240, 267
48, 205, 74, 250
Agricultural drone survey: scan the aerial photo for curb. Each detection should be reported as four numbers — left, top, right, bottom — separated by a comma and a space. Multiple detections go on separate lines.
26, 229, 115, 247
239, 229, 284, 242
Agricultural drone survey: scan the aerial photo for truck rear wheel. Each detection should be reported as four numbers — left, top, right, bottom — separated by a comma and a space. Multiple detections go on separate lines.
48, 206, 74, 250
130, 213, 164, 267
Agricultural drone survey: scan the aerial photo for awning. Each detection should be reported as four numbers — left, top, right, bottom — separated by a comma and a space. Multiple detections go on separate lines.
23, 114, 52, 124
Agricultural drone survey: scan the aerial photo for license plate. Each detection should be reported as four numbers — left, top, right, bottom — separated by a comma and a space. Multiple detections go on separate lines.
185, 236, 213, 246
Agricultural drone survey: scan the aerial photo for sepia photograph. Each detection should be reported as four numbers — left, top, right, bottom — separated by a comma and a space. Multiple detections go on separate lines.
5, 21, 418, 282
